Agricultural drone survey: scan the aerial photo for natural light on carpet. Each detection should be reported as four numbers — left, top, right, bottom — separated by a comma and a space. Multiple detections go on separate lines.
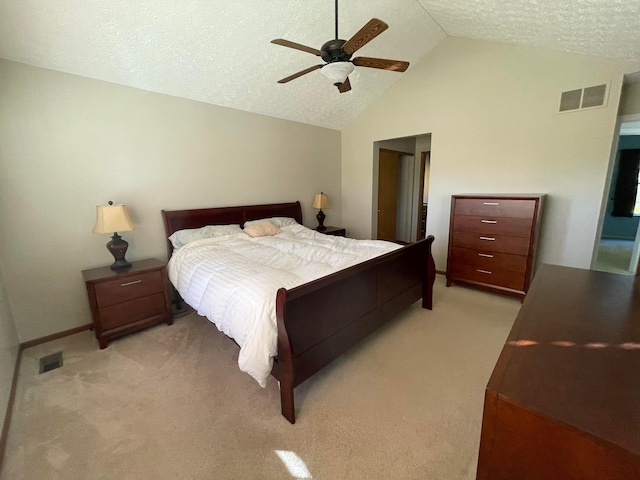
275, 450, 312, 479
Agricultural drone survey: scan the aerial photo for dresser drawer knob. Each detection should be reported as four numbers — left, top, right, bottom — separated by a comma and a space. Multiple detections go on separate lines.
120, 280, 142, 287
479, 236, 496, 241
478, 253, 494, 258
483, 202, 500, 205
481, 219, 497, 224
477, 269, 492, 274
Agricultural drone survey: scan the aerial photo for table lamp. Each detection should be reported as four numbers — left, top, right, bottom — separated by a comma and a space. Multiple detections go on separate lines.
312, 192, 329, 231
92, 201, 135, 270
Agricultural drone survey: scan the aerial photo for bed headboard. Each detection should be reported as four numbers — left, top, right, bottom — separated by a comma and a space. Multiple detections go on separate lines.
161, 201, 303, 257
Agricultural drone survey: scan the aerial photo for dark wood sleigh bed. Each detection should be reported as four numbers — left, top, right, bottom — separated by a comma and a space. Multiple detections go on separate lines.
161, 201, 436, 423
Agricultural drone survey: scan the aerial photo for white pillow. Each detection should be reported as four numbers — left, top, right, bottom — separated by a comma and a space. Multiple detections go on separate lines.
169, 224, 242, 249
243, 220, 282, 238
244, 217, 298, 229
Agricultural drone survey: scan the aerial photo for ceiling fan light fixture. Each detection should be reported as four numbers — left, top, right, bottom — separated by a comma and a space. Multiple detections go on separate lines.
321, 62, 355, 85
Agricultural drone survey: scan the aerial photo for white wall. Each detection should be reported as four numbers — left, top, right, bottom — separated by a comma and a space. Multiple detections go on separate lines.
0, 59, 342, 342
342, 36, 640, 272
0, 263, 19, 435
620, 80, 640, 116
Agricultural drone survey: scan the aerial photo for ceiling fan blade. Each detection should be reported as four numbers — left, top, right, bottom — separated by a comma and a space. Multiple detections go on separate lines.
271, 39, 324, 57
342, 18, 388, 55
277, 64, 323, 84
338, 77, 352, 93
352, 56, 409, 72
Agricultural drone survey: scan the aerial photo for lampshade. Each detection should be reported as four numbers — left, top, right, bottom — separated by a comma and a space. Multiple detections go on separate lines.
320, 62, 354, 85
312, 192, 330, 210
92, 203, 135, 234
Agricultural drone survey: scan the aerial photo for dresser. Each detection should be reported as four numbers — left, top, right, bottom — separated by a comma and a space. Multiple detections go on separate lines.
477, 265, 640, 479
446, 194, 544, 299
82, 258, 173, 348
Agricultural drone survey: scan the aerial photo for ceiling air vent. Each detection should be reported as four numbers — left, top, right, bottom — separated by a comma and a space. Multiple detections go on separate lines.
558, 84, 608, 113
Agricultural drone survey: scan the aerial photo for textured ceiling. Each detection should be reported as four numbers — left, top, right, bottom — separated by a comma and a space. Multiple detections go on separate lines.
0, 0, 639, 130
419, 0, 640, 62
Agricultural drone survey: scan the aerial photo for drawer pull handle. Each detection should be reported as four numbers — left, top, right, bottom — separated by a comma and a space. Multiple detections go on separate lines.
483, 202, 500, 205
478, 253, 494, 258
121, 280, 142, 287
477, 269, 492, 274
479, 236, 495, 241
481, 219, 497, 224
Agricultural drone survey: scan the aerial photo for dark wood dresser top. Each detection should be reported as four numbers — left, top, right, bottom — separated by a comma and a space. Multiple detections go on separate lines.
489, 264, 640, 458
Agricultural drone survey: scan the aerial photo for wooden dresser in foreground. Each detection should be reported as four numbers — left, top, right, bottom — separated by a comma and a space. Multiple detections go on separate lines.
446, 194, 544, 299
82, 258, 172, 348
477, 264, 640, 479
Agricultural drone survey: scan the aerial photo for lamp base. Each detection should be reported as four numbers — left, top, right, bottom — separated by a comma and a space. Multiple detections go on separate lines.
107, 233, 132, 270
316, 209, 326, 232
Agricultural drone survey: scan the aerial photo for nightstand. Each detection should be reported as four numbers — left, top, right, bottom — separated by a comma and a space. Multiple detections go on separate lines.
82, 258, 173, 349
321, 226, 346, 237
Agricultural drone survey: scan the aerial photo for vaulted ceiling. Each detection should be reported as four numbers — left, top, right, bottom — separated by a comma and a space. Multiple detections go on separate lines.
1, 0, 639, 130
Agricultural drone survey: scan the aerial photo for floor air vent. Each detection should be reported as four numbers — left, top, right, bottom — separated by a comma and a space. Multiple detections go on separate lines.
39, 351, 63, 374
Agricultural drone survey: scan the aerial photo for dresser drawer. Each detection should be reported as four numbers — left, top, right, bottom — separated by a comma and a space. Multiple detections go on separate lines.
451, 231, 531, 256
448, 262, 526, 291
453, 215, 533, 237
449, 247, 528, 274
94, 270, 163, 308
454, 198, 537, 218
99, 292, 168, 331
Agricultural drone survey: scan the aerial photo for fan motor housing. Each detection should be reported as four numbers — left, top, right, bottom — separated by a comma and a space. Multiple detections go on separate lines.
321, 39, 352, 63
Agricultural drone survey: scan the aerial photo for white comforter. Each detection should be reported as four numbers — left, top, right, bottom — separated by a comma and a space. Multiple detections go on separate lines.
167, 224, 401, 387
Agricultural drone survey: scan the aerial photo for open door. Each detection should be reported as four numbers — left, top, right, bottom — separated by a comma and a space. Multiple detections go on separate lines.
377, 149, 399, 241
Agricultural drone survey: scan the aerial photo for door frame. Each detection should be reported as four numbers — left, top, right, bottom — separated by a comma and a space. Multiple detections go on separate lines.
415, 151, 430, 241
592, 112, 640, 272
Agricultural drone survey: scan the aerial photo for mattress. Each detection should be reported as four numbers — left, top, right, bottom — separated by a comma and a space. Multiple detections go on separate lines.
167, 223, 401, 386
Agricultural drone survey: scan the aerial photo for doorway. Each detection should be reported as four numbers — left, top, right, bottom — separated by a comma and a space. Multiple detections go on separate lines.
594, 115, 640, 275
376, 148, 415, 242
377, 148, 402, 241
372, 134, 431, 242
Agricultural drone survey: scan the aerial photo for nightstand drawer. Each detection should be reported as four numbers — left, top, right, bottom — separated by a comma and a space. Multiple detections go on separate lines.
95, 270, 163, 308
83, 258, 172, 349
99, 293, 168, 330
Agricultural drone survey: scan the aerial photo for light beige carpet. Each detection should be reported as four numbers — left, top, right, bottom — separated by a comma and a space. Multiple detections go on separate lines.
2, 277, 520, 480
594, 239, 635, 275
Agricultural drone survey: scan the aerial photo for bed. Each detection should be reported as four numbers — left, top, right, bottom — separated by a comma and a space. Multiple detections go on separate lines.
161, 201, 436, 423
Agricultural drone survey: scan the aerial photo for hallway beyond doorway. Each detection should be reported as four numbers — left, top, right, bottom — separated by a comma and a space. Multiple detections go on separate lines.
594, 239, 635, 275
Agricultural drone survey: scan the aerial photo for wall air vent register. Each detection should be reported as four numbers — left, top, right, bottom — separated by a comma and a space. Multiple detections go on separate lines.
559, 84, 608, 113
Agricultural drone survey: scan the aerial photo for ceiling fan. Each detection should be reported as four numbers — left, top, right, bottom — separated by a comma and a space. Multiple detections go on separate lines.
271, 0, 409, 93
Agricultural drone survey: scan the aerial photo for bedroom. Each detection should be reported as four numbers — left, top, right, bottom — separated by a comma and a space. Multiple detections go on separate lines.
1, 0, 640, 478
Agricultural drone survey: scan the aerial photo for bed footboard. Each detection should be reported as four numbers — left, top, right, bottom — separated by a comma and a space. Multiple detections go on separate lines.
273, 235, 435, 423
